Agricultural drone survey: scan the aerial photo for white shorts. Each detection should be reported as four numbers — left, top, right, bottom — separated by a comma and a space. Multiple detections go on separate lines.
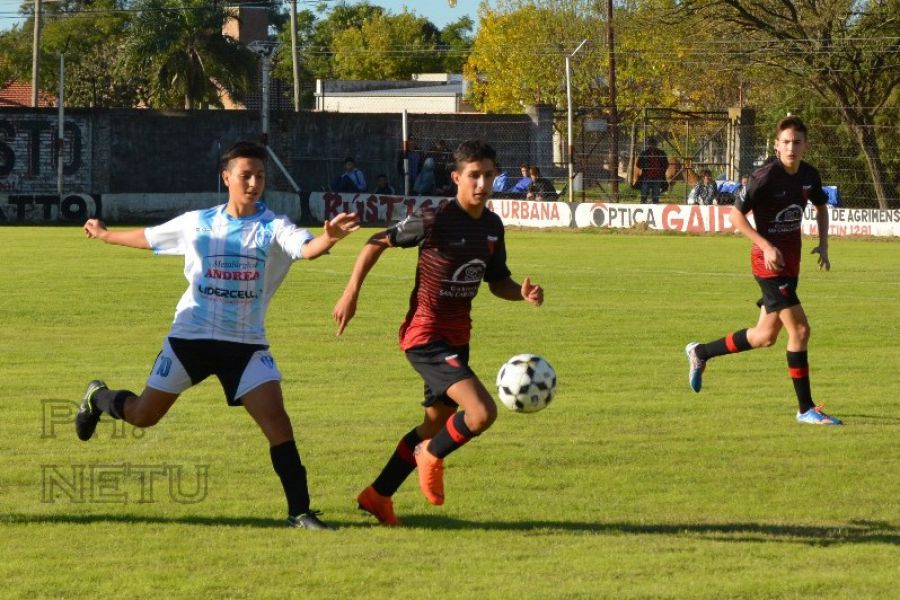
147, 337, 282, 406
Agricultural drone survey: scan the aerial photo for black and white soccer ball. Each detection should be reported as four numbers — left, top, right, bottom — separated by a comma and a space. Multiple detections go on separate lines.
496, 354, 556, 413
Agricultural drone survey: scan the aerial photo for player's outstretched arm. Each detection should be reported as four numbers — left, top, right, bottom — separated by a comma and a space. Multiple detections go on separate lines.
811, 204, 830, 271
83, 218, 151, 249
301, 212, 360, 260
333, 231, 392, 335
489, 276, 544, 306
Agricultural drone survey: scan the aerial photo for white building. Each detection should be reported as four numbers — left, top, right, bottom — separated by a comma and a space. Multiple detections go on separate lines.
314, 74, 477, 114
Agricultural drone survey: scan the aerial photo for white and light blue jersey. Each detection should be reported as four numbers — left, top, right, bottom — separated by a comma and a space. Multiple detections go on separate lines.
144, 202, 313, 345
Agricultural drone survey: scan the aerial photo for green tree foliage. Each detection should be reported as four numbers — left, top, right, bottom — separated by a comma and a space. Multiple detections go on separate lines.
331, 10, 443, 79
440, 16, 475, 74
465, 0, 751, 114
466, 1, 605, 113
679, 0, 898, 207
36, 0, 146, 107
123, 0, 257, 109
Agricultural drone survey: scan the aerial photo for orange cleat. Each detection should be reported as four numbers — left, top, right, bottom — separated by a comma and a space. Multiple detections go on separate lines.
357, 486, 400, 526
414, 441, 444, 506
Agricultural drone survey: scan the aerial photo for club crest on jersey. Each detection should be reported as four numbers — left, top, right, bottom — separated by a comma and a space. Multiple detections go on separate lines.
254, 228, 274, 248
444, 354, 462, 368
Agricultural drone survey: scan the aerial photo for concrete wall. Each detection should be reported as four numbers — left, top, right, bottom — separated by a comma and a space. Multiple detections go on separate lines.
0, 107, 554, 223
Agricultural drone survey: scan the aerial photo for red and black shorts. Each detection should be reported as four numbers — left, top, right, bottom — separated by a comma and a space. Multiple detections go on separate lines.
755, 276, 801, 313
405, 340, 475, 408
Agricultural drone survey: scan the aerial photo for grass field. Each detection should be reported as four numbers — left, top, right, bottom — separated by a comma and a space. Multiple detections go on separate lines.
1, 225, 898, 599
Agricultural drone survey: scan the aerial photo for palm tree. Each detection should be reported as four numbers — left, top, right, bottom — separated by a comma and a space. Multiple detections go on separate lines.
125, 0, 257, 109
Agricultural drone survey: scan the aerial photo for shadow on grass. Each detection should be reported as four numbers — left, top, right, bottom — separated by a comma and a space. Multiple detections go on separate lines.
393, 517, 898, 547
0, 513, 367, 530
3, 513, 896, 545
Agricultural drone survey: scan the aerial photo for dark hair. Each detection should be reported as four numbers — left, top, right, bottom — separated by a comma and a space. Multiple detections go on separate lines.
529, 166, 541, 176
777, 115, 807, 136
221, 141, 266, 171
647, 136, 658, 146
453, 139, 497, 171
700, 169, 712, 177
376, 173, 387, 179
344, 156, 355, 163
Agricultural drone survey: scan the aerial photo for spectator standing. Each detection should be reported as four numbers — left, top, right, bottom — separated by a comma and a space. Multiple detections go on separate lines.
413, 157, 437, 195
637, 137, 669, 204
398, 139, 424, 193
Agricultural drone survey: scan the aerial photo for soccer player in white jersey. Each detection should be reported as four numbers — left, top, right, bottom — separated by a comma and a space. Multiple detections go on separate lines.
77, 141, 359, 529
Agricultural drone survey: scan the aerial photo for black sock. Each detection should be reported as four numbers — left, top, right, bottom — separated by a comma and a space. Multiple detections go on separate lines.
270, 440, 310, 516
92, 389, 135, 420
371, 428, 421, 497
787, 351, 815, 413
696, 329, 752, 361
427, 412, 476, 459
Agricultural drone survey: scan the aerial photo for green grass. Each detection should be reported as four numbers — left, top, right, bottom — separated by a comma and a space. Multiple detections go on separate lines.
1, 226, 898, 599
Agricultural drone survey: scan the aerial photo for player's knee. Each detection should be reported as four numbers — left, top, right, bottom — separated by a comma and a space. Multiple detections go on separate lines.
467, 402, 497, 434
794, 322, 811, 344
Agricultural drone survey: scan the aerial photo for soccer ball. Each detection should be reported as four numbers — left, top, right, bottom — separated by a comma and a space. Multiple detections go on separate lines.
496, 354, 556, 413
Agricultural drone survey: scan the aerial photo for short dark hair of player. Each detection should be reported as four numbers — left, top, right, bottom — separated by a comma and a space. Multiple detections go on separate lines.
221, 141, 267, 171
776, 115, 807, 137
453, 139, 497, 171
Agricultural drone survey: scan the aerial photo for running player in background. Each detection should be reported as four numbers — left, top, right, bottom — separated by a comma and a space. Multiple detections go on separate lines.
77, 141, 360, 528
685, 116, 842, 425
333, 139, 544, 525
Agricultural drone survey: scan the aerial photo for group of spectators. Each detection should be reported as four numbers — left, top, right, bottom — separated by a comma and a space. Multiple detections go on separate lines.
330, 139, 459, 197
492, 163, 559, 201
636, 136, 748, 206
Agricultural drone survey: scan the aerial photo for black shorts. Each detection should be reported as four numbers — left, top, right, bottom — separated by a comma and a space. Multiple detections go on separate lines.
405, 341, 475, 408
147, 337, 280, 406
755, 276, 801, 313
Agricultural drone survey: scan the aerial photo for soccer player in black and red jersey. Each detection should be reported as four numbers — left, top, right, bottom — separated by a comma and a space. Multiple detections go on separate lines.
332, 139, 544, 525
685, 116, 841, 425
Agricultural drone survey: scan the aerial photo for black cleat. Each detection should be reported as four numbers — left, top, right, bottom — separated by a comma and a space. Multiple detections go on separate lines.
76, 380, 107, 441
286, 510, 330, 530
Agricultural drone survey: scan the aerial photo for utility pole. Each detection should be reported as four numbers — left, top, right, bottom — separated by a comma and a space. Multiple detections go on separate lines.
565, 39, 588, 204
31, 0, 42, 107
289, 0, 300, 112
57, 51, 64, 198
606, 0, 619, 201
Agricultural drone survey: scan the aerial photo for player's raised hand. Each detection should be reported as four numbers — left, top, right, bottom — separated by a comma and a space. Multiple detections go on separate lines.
325, 212, 360, 241
521, 277, 544, 306
811, 246, 831, 271
83, 218, 108, 240
332, 293, 358, 336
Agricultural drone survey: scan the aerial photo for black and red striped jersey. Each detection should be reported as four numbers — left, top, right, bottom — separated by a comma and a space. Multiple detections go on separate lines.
736, 160, 827, 278
388, 199, 511, 350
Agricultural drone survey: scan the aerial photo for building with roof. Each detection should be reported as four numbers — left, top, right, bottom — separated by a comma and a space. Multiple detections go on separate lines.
314, 74, 477, 114
0, 81, 54, 108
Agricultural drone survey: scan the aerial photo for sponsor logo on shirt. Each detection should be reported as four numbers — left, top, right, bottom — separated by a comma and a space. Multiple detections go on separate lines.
767, 204, 804, 234
204, 269, 261, 281
440, 259, 486, 298
197, 285, 259, 300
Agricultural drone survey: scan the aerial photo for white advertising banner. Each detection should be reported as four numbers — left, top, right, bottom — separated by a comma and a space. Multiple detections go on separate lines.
309, 192, 572, 228
573, 202, 900, 237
